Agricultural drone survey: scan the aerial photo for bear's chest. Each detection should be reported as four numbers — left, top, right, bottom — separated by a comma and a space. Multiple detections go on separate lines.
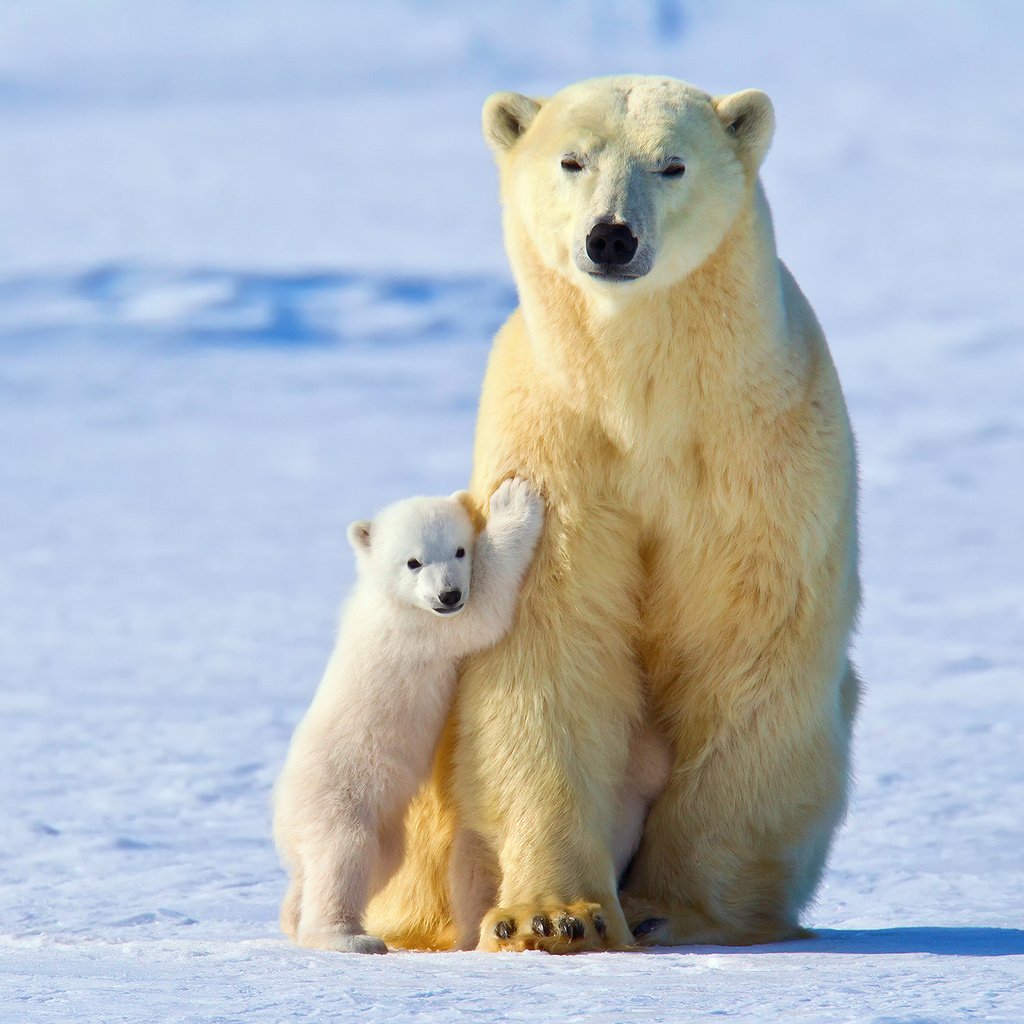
619, 424, 812, 620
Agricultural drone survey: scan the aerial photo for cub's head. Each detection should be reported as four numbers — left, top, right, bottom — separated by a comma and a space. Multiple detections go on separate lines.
347, 492, 479, 616
483, 75, 774, 298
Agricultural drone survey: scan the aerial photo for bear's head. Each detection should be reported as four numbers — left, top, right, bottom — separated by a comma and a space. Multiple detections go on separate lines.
483, 75, 774, 299
347, 493, 478, 616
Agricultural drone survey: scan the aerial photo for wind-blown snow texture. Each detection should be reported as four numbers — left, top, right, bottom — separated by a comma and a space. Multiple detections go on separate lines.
2, 2, 1023, 1022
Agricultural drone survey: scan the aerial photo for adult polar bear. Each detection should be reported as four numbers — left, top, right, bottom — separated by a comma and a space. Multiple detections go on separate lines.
367, 75, 860, 952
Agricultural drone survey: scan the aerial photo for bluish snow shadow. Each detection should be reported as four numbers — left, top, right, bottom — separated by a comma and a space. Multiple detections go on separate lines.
0, 264, 517, 349
652, 927, 1024, 958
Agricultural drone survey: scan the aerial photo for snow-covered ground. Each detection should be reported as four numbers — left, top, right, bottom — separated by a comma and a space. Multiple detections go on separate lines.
2, 2, 1022, 1021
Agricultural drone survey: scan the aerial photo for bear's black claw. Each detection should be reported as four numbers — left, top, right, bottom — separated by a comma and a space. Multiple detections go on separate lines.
531, 915, 554, 937
594, 914, 607, 937
494, 919, 515, 940
555, 914, 585, 941
632, 918, 666, 938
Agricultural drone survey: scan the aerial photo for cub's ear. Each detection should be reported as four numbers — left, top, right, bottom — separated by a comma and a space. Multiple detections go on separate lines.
346, 519, 372, 553
713, 89, 775, 170
482, 92, 543, 154
450, 490, 485, 533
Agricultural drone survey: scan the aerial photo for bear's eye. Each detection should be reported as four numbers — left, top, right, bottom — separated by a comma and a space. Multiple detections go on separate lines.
407, 559, 421, 570
660, 163, 686, 178
560, 156, 584, 173
456, 547, 465, 559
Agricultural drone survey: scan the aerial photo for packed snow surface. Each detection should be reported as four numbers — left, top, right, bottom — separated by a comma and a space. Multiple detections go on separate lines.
1, 2, 1022, 1021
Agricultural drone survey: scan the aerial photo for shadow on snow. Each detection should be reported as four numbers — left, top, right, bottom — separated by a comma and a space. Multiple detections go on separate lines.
651, 927, 1024, 958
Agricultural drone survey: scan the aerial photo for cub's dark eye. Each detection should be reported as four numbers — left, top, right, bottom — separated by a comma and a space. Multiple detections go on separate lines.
455, 547, 465, 559
661, 163, 686, 178
560, 157, 583, 172
407, 559, 421, 570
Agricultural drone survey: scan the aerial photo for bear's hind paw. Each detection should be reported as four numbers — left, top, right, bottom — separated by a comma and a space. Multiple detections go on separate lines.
621, 894, 811, 947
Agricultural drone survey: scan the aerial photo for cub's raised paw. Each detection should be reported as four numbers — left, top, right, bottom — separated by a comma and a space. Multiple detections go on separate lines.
488, 477, 544, 532
296, 929, 388, 954
477, 901, 630, 953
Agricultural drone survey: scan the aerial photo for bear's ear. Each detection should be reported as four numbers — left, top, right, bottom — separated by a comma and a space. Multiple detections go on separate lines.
450, 490, 485, 533
482, 92, 543, 154
347, 519, 372, 554
713, 89, 775, 170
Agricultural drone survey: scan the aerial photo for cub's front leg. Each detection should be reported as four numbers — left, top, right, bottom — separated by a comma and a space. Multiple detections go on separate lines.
450, 476, 544, 655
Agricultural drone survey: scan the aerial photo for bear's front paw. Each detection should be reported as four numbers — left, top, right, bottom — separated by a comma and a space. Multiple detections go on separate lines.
477, 900, 630, 954
488, 477, 544, 540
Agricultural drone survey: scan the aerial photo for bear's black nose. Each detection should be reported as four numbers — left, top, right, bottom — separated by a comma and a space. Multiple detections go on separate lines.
586, 223, 639, 266
439, 589, 462, 607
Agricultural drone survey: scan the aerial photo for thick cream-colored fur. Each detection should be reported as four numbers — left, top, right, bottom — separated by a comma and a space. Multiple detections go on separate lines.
367, 74, 860, 952
446, 720, 672, 951
274, 479, 543, 952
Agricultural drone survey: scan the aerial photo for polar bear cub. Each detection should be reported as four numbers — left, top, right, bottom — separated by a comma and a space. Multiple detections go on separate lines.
274, 477, 544, 953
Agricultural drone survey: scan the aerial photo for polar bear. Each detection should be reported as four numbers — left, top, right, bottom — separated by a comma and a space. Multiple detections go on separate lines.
273, 478, 543, 953
366, 75, 860, 953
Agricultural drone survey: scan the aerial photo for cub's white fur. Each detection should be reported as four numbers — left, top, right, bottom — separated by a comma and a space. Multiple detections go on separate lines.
273, 478, 544, 953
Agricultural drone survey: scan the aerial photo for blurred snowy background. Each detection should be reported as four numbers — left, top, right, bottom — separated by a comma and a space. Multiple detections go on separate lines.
1, 2, 1022, 1021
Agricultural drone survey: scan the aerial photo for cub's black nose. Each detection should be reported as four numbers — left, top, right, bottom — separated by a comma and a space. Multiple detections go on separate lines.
439, 589, 462, 607
586, 222, 638, 266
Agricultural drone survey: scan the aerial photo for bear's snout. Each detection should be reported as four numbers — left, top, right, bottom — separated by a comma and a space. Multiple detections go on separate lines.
586, 222, 639, 267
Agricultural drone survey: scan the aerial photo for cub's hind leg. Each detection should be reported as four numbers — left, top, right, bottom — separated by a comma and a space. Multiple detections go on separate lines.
295, 811, 388, 954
